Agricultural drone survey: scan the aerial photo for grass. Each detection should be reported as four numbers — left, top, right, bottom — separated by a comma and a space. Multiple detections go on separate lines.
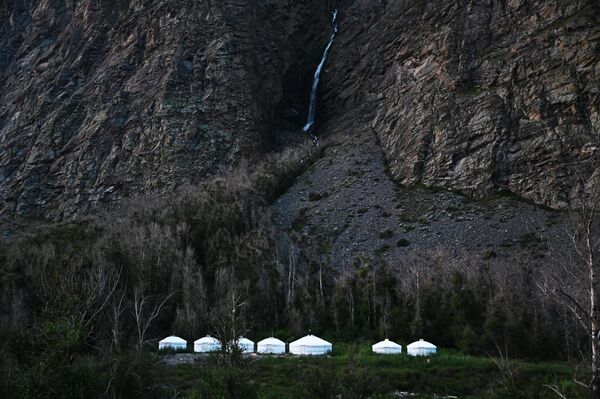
157, 342, 584, 399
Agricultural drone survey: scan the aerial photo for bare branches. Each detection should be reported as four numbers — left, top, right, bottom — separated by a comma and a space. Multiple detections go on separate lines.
488, 343, 516, 382
540, 167, 600, 396
132, 289, 176, 351
210, 283, 251, 367
543, 383, 569, 399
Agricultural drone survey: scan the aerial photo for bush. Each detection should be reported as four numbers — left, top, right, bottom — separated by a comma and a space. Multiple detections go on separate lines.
396, 238, 410, 247
195, 365, 257, 399
6, 320, 104, 399
378, 229, 394, 239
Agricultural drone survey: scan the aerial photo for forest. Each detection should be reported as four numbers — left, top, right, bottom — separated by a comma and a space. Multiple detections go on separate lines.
0, 145, 597, 398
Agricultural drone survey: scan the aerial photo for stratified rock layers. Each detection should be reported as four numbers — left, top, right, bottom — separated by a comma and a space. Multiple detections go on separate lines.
0, 0, 327, 218
326, 0, 599, 208
0, 0, 598, 218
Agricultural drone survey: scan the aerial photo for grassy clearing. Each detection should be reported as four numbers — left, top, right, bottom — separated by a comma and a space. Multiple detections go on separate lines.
159, 342, 584, 399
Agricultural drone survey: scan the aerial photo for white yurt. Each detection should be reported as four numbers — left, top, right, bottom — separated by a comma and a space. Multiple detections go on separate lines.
159, 335, 187, 350
289, 334, 332, 355
407, 339, 437, 356
236, 337, 255, 353
194, 335, 222, 353
257, 337, 286, 354
372, 338, 402, 354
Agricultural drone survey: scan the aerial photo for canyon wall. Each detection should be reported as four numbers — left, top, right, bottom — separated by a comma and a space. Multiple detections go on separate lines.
0, 0, 327, 218
1, 0, 598, 219
325, 0, 599, 208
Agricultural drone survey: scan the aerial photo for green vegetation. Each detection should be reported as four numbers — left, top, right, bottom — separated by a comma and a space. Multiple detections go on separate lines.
291, 208, 309, 232
378, 229, 394, 239
518, 232, 546, 249
0, 145, 327, 399
0, 142, 593, 398
161, 344, 584, 398
396, 238, 410, 247
482, 249, 497, 259
456, 86, 485, 97
308, 191, 329, 201
375, 244, 391, 254
379, 209, 392, 218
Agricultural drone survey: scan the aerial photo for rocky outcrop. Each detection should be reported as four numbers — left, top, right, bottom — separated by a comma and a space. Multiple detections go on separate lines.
325, 0, 599, 208
0, 0, 327, 219
1, 0, 598, 219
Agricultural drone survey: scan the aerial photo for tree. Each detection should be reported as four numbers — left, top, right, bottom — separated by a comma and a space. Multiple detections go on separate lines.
131, 288, 175, 351
539, 178, 600, 396
211, 281, 251, 366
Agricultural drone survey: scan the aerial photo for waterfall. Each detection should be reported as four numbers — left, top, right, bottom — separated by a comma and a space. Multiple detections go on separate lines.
303, 9, 339, 141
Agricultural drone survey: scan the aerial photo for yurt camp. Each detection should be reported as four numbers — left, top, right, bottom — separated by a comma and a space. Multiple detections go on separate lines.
257, 337, 286, 354
372, 339, 402, 354
407, 339, 437, 356
289, 334, 332, 355
158, 336, 187, 351
194, 335, 222, 353
236, 337, 255, 353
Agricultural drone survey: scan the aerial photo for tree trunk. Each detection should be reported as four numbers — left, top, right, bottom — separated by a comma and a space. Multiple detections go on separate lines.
319, 263, 324, 307
589, 219, 599, 399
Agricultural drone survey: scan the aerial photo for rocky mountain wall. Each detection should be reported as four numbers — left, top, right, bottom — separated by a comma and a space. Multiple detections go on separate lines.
1, 0, 598, 219
0, 0, 327, 218
325, 0, 599, 208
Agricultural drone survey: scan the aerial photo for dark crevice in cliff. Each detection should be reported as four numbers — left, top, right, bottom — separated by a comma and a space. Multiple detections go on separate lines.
0, 0, 334, 219
269, 7, 337, 150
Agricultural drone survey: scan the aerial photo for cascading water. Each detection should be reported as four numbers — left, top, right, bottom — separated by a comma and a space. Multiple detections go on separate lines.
303, 8, 339, 143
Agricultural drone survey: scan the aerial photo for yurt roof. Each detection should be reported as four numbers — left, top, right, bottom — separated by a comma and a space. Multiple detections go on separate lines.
195, 335, 221, 344
160, 335, 187, 344
407, 339, 436, 349
372, 338, 401, 349
237, 337, 254, 345
258, 337, 285, 346
290, 334, 331, 346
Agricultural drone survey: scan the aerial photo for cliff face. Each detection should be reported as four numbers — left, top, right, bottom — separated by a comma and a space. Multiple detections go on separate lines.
0, 0, 598, 220
325, 0, 599, 208
0, 0, 327, 219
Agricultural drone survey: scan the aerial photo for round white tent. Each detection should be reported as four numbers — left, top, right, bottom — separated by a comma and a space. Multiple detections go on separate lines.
407, 339, 437, 356
194, 335, 222, 353
289, 334, 332, 355
372, 338, 402, 354
257, 337, 286, 354
159, 335, 187, 351
236, 337, 255, 353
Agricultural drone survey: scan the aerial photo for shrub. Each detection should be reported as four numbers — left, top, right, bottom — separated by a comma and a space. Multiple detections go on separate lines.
308, 191, 329, 201
396, 238, 410, 247
378, 229, 394, 239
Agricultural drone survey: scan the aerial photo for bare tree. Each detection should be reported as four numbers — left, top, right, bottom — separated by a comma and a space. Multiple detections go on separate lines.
109, 284, 127, 350
131, 288, 175, 351
539, 179, 600, 396
211, 285, 250, 366
173, 245, 207, 336
33, 256, 123, 344
287, 243, 298, 307
544, 383, 569, 399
